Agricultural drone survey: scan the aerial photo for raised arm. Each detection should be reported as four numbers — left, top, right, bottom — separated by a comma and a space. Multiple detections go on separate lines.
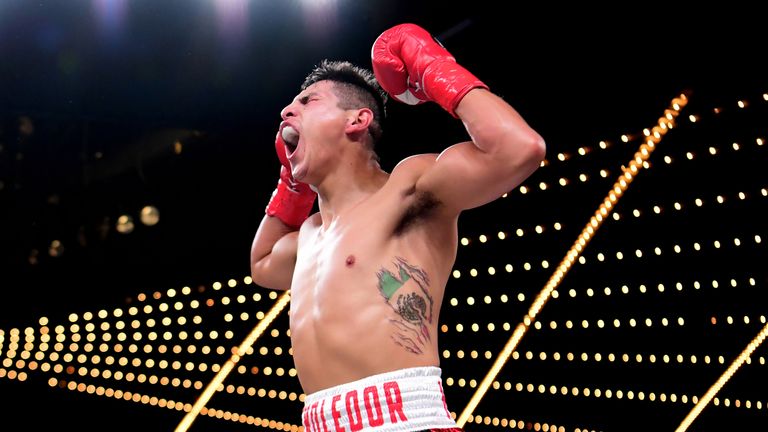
250, 128, 316, 291
372, 23, 546, 214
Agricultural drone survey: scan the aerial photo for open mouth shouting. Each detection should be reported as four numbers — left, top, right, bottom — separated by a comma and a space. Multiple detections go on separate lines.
281, 125, 300, 157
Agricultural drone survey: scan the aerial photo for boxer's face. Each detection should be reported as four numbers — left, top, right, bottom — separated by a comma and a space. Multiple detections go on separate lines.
281, 80, 350, 183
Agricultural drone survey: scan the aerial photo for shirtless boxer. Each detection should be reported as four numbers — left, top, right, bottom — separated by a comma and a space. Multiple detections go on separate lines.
250, 23, 546, 431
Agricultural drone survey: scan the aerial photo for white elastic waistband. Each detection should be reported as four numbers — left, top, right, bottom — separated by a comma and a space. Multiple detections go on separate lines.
302, 366, 457, 432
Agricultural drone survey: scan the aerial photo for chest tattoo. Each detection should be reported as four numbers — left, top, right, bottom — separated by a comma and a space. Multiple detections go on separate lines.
376, 257, 434, 354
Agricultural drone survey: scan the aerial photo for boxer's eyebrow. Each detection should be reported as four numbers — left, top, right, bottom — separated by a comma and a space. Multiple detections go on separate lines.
296, 91, 319, 105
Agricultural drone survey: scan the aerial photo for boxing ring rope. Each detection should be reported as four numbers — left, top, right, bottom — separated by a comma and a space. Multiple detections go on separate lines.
175, 291, 292, 432
456, 94, 688, 428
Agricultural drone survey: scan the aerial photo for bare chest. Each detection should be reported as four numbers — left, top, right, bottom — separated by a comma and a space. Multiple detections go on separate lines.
289, 182, 457, 342
292, 222, 381, 299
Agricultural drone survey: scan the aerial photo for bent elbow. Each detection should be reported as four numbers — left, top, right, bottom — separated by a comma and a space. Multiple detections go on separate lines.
249, 248, 295, 291
493, 132, 546, 189
528, 134, 547, 167
507, 131, 546, 173
250, 255, 268, 288
250, 263, 263, 287
251, 261, 282, 291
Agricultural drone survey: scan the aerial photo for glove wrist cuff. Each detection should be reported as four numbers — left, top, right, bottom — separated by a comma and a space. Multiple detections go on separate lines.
423, 59, 489, 118
265, 177, 317, 229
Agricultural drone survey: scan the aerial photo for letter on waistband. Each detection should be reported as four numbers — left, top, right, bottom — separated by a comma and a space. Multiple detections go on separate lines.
331, 394, 345, 432
363, 385, 385, 427
383, 381, 408, 423
345, 390, 363, 432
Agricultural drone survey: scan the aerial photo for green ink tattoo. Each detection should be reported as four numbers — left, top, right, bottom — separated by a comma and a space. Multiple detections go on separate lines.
379, 265, 411, 300
376, 257, 434, 354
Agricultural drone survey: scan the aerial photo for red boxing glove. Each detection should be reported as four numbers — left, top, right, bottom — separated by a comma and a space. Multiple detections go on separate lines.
265, 130, 316, 229
371, 23, 488, 118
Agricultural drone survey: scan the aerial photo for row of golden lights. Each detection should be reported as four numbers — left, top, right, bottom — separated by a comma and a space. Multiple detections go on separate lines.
0, 344, 298, 378
0, 360, 305, 403
541, 132, 765, 170
0, 332, 286, 358
464, 414, 594, 432
458, 277, 759, 305
514, 134, 765, 200
453, 233, 763, 278
466, 187, 767, 246
0, 332, 293, 364
443, 350, 768, 367
450, 378, 767, 411
472, 188, 768, 250
30, 288, 280, 326
127, 277, 276, 305
8, 333, 765, 381
532, 92, 766, 172
444, 313, 766, 333
449, 277, 759, 307
4, 288, 278, 330
441, 314, 768, 334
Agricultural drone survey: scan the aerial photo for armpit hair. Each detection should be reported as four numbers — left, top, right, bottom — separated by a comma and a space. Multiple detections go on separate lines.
393, 188, 440, 236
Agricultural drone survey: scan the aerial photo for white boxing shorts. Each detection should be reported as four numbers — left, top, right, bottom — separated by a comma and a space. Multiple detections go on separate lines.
301, 366, 458, 432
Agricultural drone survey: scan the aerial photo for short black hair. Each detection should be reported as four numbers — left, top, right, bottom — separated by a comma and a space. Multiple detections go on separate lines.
301, 59, 387, 147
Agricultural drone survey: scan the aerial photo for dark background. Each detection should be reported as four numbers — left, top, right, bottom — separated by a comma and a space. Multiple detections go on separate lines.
1, 1, 766, 431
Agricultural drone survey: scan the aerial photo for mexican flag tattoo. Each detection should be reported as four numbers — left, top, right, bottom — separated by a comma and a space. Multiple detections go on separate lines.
377, 257, 434, 354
